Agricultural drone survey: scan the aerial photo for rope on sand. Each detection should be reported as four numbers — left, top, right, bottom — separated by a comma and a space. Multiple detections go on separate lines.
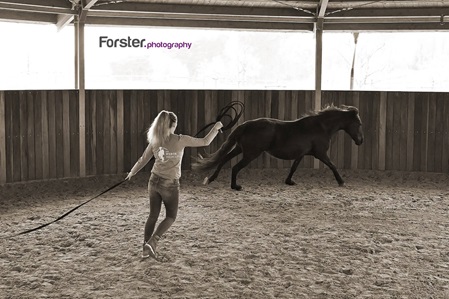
3, 180, 126, 239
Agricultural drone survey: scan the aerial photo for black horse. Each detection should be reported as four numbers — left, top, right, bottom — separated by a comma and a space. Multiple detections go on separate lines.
193, 105, 364, 191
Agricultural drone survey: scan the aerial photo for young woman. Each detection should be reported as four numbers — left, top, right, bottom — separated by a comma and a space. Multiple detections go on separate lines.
125, 110, 223, 259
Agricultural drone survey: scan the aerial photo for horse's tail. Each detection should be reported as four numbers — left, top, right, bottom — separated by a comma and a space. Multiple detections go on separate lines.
192, 126, 242, 171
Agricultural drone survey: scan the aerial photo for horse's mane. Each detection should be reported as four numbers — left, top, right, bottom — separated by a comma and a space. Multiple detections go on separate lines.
301, 104, 358, 119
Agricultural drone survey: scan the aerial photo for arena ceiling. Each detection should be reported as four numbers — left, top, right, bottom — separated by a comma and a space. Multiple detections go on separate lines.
1, 0, 449, 31
1, 0, 448, 101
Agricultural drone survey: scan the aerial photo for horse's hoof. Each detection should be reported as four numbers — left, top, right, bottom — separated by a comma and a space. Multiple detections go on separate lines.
231, 185, 242, 191
285, 179, 296, 186
202, 177, 210, 185
338, 182, 345, 187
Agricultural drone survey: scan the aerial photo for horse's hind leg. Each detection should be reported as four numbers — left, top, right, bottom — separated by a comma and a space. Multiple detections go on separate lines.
207, 147, 242, 184
285, 156, 304, 185
314, 153, 344, 186
231, 154, 258, 191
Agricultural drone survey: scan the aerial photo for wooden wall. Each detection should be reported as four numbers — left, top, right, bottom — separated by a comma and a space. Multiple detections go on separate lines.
1, 90, 80, 184
1, 90, 448, 184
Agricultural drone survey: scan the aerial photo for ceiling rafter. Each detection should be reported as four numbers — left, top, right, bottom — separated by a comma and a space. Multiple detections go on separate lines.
317, 0, 328, 18
87, 9, 315, 23
0, 1, 74, 15
56, 13, 73, 30
80, 0, 99, 22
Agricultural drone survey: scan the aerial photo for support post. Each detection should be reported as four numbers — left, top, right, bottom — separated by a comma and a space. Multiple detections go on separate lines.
314, 18, 323, 169
350, 32, 359, 90
75, 16, 86, 177
314, 0, 327, 111
76, 0, 99, 177
314, 19, 323, 109
75, 17, 79, 89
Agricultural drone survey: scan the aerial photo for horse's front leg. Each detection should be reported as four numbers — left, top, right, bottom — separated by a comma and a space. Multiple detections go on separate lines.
285, 157, 304, 185
314, 153, 344, 186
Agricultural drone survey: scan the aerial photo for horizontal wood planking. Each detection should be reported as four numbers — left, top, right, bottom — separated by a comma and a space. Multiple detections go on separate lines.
1, 90, 448, 184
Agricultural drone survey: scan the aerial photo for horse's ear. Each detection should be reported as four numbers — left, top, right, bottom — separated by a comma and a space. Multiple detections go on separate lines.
342, 105, 359, 114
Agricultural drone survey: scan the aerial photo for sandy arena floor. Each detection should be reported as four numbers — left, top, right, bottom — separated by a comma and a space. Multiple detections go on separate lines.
1, 168, 449, 299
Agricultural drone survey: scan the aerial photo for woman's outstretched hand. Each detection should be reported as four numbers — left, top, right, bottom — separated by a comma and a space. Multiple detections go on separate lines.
215, 121, 224, 132
125, 172, 133, 181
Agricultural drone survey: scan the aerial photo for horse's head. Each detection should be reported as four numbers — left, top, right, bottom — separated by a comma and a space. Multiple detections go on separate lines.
342, 106, 364, 145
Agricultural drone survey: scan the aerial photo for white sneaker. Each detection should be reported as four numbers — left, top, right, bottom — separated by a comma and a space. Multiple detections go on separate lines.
142, 243, 156, 259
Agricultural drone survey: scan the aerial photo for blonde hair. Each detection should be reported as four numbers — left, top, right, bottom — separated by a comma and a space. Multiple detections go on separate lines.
147, 110, 177, 147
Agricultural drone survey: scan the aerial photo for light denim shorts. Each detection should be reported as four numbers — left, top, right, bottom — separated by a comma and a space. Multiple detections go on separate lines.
148, 173, 180, 192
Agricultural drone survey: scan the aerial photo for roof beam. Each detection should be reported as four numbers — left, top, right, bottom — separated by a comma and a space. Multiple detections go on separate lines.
326, 1, 449, 9
0, 1, 74, 15
317, 0, 329, 18
87, 9, 315, 24
324, 22, 449, 31
84, 0, 97, 10
86, 16, 314, 31
79, 0, 99, 23
92, 3, 311, 18
326, 7, 449, 18
56, 13, 73, 31
325, 16, 449, 24
0, 8, 55, 23
2, 0, 71, 7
